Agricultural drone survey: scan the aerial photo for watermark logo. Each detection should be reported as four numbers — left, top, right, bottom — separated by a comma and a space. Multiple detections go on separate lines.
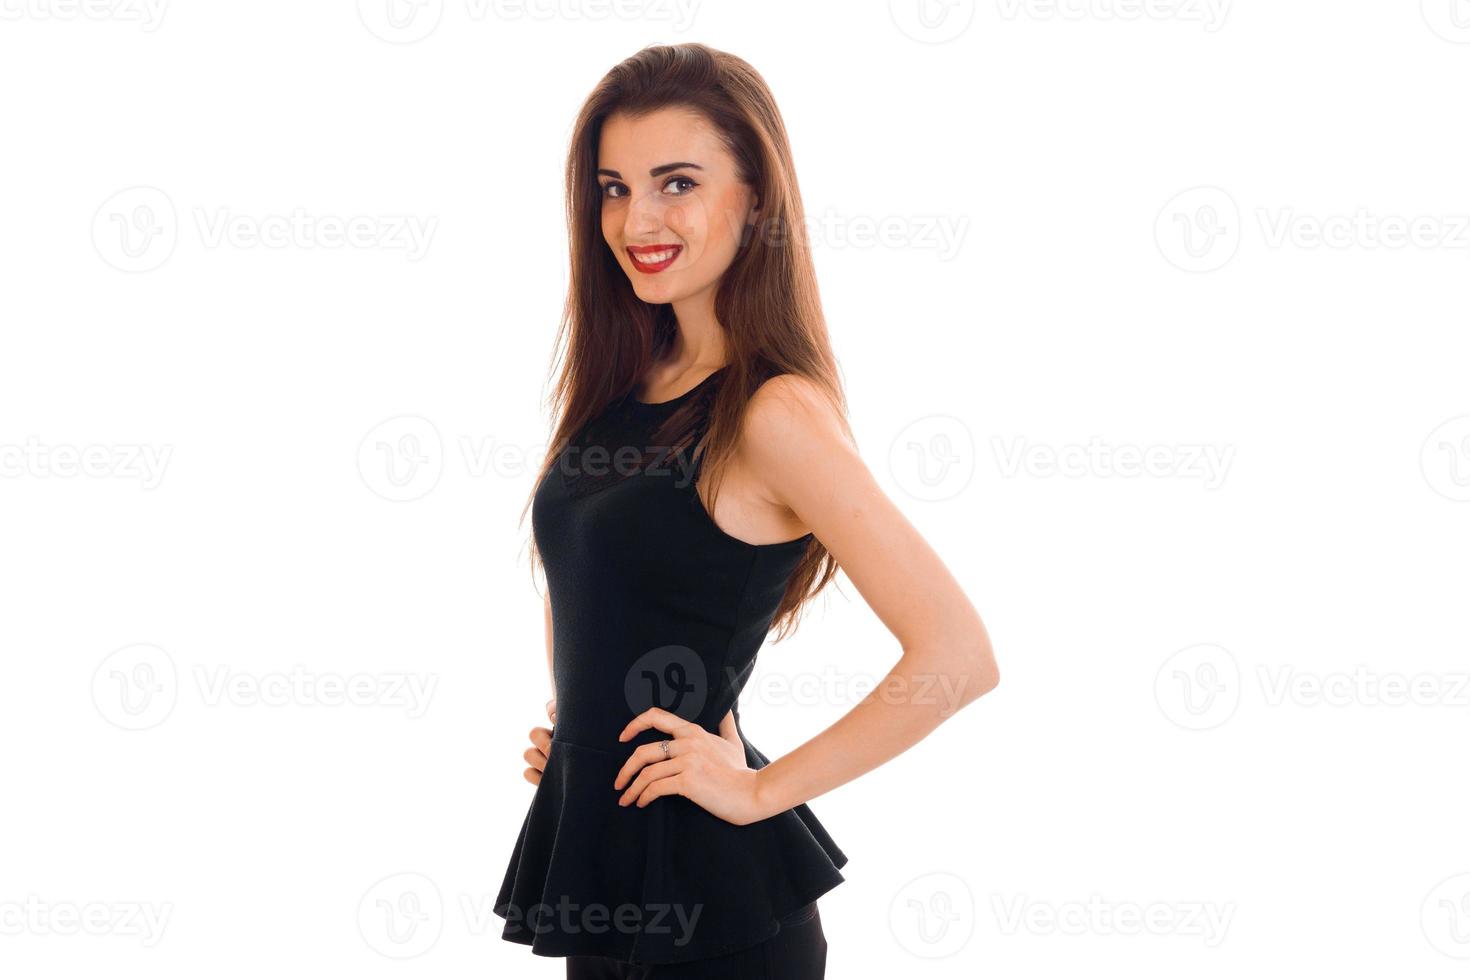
1421, 415, 1470, 502
625, 645, 709, 720
359, 872, 444, 958
1423, 873, 1470, 958
889, 414, 976, 502
357, 0, 444, 43
92, 186, 177, 273
1154, 643, 1240, 731
92, 643, 179, 731
889, 872, 976, 957
890, 0, 976, 43
1156, 186, 1240, 273
1422, 0, 1470, 43
358, 415, 444, 502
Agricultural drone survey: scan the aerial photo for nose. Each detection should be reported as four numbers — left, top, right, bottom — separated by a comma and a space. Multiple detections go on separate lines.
624, 185, 665, 240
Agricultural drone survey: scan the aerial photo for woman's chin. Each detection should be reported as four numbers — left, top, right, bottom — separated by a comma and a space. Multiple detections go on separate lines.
629, 277, 681, 303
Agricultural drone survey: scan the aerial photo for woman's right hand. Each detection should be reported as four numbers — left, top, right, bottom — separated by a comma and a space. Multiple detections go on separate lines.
522, 697, 556, 785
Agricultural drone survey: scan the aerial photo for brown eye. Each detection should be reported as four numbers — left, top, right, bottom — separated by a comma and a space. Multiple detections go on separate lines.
663, 176, 697, 195
601, 182, 627, 199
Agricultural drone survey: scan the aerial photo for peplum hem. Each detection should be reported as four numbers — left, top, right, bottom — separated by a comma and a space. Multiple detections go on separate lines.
493, 735, 848, 964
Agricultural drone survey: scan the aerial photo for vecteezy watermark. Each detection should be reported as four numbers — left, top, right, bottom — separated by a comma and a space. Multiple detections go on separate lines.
739, 210, 969, 261
890, 417, 1233, 502
92, 643, 438, 729
1421, 0, 1470, 43
1420, 415, 1470, 502
192, 665, 437, 718
1257, 665, 1470, 709
92, 186, 437, 272
991, 435, 1235, 489
1155, 643, 1470, 730
0, 896, 173, 946
888, 872, 976, 958
358, 873, 709, 958
356, 0, 700, 44
990, 893, 1235, 947
193, 208, 435, 258
1157, 185, 1470, 272
799, 209, 970, 261
1256, 208, 1470, 251
889, 0, 977, 44
359, 873, 444, 959
1422, 873, 1470, 958
995, 0, 1231, 31
742, 663, 986, 719
495, 896, 705, 947
0, 437, 172, 489
355, 416, 720, 502
0, 0, 168, 30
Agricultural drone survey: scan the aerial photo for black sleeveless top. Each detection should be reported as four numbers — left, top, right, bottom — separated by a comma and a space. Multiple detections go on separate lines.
493, 366, 848, 964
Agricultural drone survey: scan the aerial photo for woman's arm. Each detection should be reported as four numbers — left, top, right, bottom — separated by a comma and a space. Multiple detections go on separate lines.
613, 374, 999, 824
740, 374, 999, 820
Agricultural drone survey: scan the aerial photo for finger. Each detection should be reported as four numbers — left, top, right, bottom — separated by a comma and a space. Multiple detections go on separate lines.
617, 706, 696, 744
634, 770, 685, 808
523, 767, 541, 786
613, 739, 682, 791
546, 698, 557, 723
529, 725, 553, 754
523, 746, 547, 771
619, 758, 682, 806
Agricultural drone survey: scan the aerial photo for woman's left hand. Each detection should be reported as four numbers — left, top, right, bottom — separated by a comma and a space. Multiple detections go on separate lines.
613, 707, 768, 826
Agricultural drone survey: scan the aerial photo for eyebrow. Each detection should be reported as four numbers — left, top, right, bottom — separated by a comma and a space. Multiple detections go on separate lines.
596, 162, 704, 179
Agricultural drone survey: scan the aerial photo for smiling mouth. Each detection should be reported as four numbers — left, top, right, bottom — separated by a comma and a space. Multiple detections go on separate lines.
626, 244, 683, 273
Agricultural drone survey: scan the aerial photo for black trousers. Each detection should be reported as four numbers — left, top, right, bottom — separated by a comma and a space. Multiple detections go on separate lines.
564, 902, 827, 980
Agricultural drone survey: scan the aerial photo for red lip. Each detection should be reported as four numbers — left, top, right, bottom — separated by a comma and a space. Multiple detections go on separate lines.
626, 243, 683, 273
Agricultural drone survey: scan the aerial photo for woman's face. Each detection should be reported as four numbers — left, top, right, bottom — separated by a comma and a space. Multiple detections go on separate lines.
597, 106, 759, 306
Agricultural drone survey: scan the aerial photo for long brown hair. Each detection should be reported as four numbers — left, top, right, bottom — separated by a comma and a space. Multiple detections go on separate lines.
522, 41, 853, 641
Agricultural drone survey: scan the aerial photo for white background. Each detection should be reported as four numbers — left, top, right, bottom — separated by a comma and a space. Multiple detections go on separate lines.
3, 0, 1469, 977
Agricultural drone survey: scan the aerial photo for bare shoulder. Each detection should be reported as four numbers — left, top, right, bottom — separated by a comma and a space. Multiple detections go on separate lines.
736, 373, 857, 509
742, 373, 849, 449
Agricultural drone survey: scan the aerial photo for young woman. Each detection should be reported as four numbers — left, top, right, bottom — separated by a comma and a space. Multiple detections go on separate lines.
494, 42, 1000, 979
